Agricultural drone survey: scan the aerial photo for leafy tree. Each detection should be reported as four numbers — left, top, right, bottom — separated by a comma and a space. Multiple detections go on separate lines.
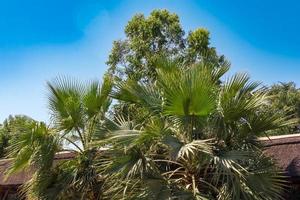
107, 9, 227, 122
107, 9, 226, 82
0, 128, 9, 158
264, 82, 300, 135
0, 115, 35, 157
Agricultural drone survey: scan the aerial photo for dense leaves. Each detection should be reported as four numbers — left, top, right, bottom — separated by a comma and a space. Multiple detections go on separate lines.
107, 9, 228, 128
264, 82, 300, 135
7, 58, 295, 199
0, 115, 35, 158
7, 74, 113, 199
107, 9, 226, 83
5, 9, 297, 200
106, 59, 293, 200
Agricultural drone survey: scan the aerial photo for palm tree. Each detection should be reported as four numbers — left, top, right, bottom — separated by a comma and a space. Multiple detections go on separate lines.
7, 74, 113, 199
7, 59, 295, 199
0, 115, 35, 158
103, 59, 295, 199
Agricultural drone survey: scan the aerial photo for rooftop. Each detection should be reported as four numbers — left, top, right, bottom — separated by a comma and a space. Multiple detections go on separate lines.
1, 135, 300, 186
0, 151, 76, 187
260, 133, 300, 180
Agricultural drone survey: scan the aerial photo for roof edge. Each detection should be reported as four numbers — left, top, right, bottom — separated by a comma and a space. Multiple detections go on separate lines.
259, 133, 300, 141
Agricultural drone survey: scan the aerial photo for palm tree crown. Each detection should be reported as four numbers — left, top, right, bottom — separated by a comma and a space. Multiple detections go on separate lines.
7, 60, 295, 200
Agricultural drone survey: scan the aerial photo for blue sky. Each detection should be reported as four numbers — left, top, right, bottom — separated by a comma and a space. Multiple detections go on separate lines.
1, 0, 300, 122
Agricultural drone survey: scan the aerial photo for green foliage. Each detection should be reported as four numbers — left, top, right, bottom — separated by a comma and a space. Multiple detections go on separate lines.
5, 9, 296, 200
107, 9, 228, 125
7, 75, 113, 200
47, 74, 113, 149
268, 82, 300, 116
263, 82, 300, 135
0, 115, 35, 158
0, 128, 9, 158
7, 122, 59, 175
104, 59, 293, 200
107, 9, 225, 82
7, 59, 294, 199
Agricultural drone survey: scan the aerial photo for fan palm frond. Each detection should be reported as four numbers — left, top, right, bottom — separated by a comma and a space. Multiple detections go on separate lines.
6, 122, 59, 175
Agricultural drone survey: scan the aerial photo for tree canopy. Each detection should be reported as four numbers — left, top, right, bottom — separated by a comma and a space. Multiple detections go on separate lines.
4, 9, 298, 200
107, 9, 226, 82
107, 9, 228, 122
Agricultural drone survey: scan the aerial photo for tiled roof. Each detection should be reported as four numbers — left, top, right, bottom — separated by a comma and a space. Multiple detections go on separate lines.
260, 133, 300, 179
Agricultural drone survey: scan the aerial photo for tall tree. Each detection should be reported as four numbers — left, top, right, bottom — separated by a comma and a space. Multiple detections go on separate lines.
107, 9, 227, 121
107, 9, 226, 82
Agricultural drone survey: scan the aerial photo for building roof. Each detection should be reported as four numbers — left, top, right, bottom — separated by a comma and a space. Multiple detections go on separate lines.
260, 133, 300, 179
0, 151, 76, 187
1, 135, 300, 186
